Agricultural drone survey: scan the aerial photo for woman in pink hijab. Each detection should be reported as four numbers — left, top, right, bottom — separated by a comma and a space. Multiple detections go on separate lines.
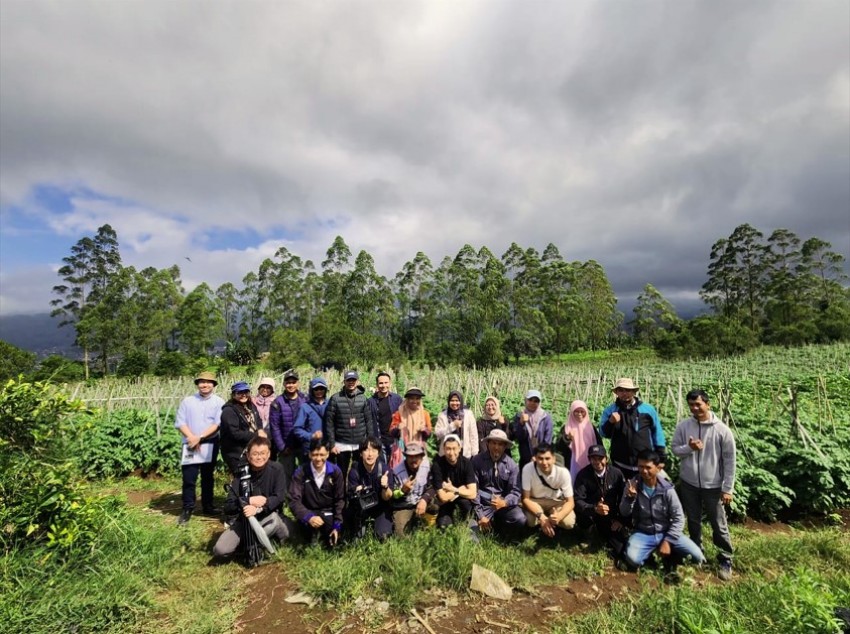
556, 400, 602, 483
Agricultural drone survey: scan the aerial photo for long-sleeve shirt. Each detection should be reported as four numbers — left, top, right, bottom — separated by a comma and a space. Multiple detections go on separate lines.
269, 391, 307, 453
671, 413, 736, 493
619, 477, 684, 543
289, 461, 345, 531
471, 451, 522, 519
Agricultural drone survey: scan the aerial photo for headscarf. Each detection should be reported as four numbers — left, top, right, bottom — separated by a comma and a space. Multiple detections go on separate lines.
397, 395, 428, 442
445, 390, 465, 422
523, 398, 546, 451
252, 382, 275, 427
565, 400, 595, 482
480, 396, 503, 422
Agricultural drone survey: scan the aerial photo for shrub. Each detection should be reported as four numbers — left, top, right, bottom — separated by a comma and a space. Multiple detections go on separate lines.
154, 350, 187, 377
116, 350, 151, 377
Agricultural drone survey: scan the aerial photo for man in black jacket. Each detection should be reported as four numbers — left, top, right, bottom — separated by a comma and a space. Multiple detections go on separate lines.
323, 370, 376, 479
573, 444, 628, 556
213, 436, 291, 557
289, 438, 346, 547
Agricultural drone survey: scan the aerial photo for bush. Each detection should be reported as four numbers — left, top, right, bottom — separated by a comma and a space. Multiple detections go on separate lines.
0, 340, 36, 380
116, 350, 151, 377
154, 350, 187, 377
32, 355, 86, 383
0, 378, 111, 556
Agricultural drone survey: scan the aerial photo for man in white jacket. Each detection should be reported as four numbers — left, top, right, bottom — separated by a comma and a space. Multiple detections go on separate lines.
671, 389, 736, 581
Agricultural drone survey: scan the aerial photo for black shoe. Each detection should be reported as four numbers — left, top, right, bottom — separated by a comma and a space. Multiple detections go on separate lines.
177, 509, 193, 525
201, 506, 222, 516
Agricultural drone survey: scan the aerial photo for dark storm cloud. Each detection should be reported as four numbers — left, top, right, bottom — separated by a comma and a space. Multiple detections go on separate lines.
0, 0, 847, 315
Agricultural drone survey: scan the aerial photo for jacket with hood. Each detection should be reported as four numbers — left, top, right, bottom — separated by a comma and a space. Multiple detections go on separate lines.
619, 476, 684, 542
292, 381, 330, 456
599, 398, 666, 470
671, 412, 736, 493
323, 384, 376, 449
269, 390, 308, 453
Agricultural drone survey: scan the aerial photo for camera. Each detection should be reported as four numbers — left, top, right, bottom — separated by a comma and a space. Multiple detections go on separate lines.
350, 486, 379, 513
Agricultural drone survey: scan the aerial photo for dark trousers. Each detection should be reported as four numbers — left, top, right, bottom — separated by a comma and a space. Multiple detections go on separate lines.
278, 450, 297, 504
437, 498, 474, 528
345, 504, 393, 540
181, 442, 219, 511
577, 513, 628, 555
678, 480, 733, 564
297, 510, 338, 547
331, 450, 361, 485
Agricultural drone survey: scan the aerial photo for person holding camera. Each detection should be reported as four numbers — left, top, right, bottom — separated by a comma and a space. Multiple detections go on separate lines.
431, 434, 478, 529
289, 438, 345, 547
346, 436, 393, 541
213, 436, 291, 558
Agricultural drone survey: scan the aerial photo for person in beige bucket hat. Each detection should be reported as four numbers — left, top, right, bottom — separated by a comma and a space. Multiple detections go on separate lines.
598, 378, 666, 480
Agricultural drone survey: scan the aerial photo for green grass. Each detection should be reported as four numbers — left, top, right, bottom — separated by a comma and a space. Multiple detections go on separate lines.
550, 528, 850, 634
0, 497, 240, 634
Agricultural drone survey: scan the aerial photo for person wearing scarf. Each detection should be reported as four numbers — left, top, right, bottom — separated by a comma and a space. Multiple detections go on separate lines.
221, 381, 267, 475
476, 396, 508, 455
390, 387, 433, 447
555, 400, 602, 483
435, 390, 479, 458
510, 389, 553, 470
252, 377, 276, 430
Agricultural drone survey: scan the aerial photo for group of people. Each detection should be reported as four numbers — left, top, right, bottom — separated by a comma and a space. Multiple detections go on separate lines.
175, 371, 736, 581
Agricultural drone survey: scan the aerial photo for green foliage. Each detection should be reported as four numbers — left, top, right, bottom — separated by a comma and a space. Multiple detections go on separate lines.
154, 350, 188, 377
269, 328, 315, 370
78, 410, 179, 478
32, 354, 87, 383
0, 378, 112, 555
1, 500, 239, 634
0, 340, 36, 380
116, 349, 151, 377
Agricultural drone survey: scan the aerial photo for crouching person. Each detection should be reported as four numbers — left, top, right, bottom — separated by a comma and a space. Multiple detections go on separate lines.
346, 436, 393, 541
385, 441, 435, 536
289, 438, 345, 547
432, 434, 478, 529
213, 436, 292, 558
619, 450, 705, 581
471, 429, 526, 540
521, 443, 576, 538
573, 444, 628, 556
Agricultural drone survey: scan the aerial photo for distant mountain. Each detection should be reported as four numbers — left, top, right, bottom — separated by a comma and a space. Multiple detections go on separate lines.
0, 313, 79, 357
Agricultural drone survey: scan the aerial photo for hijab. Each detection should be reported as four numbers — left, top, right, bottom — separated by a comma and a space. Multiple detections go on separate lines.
445, 390, 465, 422
566, 399, 595, 482
397, 396, 428, 442
480, 396, 503, 422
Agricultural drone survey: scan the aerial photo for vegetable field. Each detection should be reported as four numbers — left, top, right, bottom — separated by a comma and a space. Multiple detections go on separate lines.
72, 343, 850, 519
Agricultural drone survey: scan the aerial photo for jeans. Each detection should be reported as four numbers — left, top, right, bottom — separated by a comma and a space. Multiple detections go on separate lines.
624, 531, 706, 568
181, 442, 219, 511
678, 480, 733, 564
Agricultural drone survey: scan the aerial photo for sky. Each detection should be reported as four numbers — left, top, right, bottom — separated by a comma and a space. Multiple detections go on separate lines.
1, 0, 848, 318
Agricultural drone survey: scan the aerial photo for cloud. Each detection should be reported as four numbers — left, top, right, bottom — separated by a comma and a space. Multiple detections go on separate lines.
1, 0, 848, 316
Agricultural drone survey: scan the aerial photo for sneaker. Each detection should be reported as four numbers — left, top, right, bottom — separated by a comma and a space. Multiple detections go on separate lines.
177, 509, 193, 525
717, 562, 733, 581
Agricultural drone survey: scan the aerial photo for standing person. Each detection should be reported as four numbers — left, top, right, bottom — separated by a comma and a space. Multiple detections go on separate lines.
434, 391, 479, 458
471, 429, 526, 539
573, 444, 628, 556
389, 387, 432, 460
384, 441, 435, 536
521, 443, 576, 538
269, 369, 307, 493
599, 378, 666, 480
556, 400, 602, 482
292, 378, 330, 463
174, 372, 224, 525
431, 435, 478, 529
510, 390, 554, 471
252, 377, 276, 430
213, 436, 292, 558
367, 371, 403, 463
346, 437, 393, 541
289, 439, 345, 548
619, 450, 705, 581
323, 370, 376, 479
671, 389, 737, 581
220, 381, 267, 475
476, 395, 507, 455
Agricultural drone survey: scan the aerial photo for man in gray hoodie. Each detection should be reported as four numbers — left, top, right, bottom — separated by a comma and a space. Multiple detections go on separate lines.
671, 389, 736, 581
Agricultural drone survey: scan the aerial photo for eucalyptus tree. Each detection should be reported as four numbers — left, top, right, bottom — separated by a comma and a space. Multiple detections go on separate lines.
51, 224, 123, 379
177, 283, 223, 357
632, 284, 681, 346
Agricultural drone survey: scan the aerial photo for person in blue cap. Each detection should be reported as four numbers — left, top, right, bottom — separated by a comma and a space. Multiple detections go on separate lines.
220, 380, 267, 475
292, 377, 331, 464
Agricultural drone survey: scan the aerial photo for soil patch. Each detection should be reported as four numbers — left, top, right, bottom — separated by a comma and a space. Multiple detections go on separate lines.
231, 564, 707, 634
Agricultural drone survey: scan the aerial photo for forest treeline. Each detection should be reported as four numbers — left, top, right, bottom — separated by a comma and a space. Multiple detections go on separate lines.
6, 222, 845, 380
